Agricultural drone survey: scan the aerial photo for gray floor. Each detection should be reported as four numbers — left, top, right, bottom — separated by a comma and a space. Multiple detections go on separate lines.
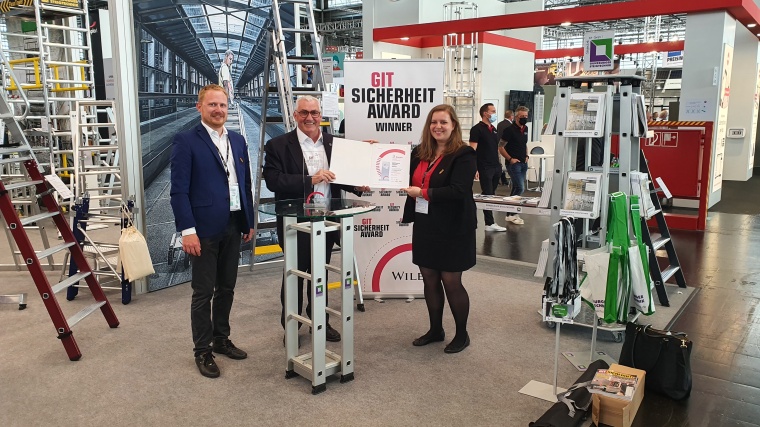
0, 256, 690, 426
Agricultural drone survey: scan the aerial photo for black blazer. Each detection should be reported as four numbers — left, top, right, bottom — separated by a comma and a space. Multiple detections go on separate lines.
401, 145, 477, 235
262, 129, 360, 240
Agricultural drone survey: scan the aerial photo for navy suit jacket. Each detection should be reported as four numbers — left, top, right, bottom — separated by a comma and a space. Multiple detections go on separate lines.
170, 123, 255, 239
262, 129, 360, 242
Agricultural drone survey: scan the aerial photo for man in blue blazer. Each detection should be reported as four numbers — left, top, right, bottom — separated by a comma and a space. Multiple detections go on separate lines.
170, 84, 255, 378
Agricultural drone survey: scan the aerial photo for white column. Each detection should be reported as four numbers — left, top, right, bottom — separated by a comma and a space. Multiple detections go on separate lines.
679, 12, 736, 207
725, 24, 759, 181
108, 0, 148, 294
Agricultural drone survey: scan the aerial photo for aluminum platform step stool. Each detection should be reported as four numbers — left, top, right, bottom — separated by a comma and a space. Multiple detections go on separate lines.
283, 215, 355, 394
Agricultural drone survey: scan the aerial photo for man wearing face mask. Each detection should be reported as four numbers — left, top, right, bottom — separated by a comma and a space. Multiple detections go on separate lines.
499, 106, 530, 225
469, 103, 506, 232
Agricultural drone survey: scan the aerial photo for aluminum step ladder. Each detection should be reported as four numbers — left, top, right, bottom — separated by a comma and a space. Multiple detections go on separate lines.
638, 150, 686, 307
0, 94, 119, 361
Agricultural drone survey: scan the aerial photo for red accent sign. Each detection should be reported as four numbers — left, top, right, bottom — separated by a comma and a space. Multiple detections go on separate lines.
356, 51, 363, 59
325, 45, 338, 52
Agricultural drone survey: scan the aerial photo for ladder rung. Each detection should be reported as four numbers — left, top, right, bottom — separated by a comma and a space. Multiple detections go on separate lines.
43, 42, 91, 50
39, 4, 86, 15
40, 23, 89, 32
0, 146, 31, 155
287, 58, 320, 65
36, 241, 76, 259
20, 211, 60, 226
281, 28, 313, 34
67, 301, 106, 328
47, 79, 94, 85
3, 180, 43, 191
46, 60, 92, 67
265, 117, 284, 123
0, 156, 32, 165
651, 236, 671, 251
660, 265, 680, 283
52, 271, 91, 294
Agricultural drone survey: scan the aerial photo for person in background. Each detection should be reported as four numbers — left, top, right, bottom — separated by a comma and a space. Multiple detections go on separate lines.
657, 109, 668, 121
497, 110, 514, 185
170, 84, 255, 378
401, 104, 477, 354
469, 103, 506, 232
497, 109, 514, 142
263, 95, 368, 345
218, 50, 234, 104
499, 105, 530, 225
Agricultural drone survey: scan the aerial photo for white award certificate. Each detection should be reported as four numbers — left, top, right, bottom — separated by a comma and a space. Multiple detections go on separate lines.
330, 138, 410, 189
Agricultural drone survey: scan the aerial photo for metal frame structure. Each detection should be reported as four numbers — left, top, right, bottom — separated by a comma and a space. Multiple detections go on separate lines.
281, 213, 357, 394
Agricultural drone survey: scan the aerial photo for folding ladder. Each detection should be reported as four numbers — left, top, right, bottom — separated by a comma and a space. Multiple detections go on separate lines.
0, 81, 118, 361
638, 150, 686, 307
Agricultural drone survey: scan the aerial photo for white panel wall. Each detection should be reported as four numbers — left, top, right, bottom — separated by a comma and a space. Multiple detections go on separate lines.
725, 24, 759, 181
502, 0, 543, 45
679, 12, 736, 207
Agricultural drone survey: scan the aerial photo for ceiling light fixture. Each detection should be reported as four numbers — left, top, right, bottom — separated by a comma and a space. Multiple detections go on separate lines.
560, 22, 571, 27
400, 37, 409, 41
749, 23, 757, 28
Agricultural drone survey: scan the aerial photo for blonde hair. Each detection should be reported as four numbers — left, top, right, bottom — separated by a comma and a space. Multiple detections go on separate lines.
416, 104, 465, 162
198, 84, 227, 103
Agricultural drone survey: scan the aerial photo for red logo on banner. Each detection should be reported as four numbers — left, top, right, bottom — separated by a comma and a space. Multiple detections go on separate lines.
356, 51, 363, 59
325, 46, 338, 53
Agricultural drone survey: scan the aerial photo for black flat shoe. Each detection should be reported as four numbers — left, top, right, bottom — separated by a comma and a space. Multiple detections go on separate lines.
444, 334, 470, 354
413, 330, 445, 346
195, 352, 220, 378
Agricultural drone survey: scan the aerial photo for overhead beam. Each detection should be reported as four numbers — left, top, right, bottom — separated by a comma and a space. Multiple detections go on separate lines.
374, 0, 758, 42
535, 40, 685, 59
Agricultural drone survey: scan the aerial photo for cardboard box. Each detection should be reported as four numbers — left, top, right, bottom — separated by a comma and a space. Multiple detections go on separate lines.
591, 364, 646, 427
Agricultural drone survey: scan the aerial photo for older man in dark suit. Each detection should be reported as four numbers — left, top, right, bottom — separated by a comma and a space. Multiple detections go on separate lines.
170, 84, 255, 378
263, 95, 366, 344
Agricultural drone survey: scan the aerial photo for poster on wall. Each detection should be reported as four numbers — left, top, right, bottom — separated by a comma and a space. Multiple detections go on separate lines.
343, 59, 444, 297
713, 43, 733, 192
129, 2, 278, 291
583, 30, 615, 72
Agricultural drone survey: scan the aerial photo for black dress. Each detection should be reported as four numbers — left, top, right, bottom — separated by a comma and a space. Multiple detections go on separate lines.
402, 145, 477, 272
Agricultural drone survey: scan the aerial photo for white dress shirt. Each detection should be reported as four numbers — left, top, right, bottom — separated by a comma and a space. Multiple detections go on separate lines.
296, 127, 331, 201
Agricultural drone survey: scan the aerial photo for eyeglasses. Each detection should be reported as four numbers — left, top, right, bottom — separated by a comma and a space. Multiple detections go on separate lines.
296, 110, 321, 118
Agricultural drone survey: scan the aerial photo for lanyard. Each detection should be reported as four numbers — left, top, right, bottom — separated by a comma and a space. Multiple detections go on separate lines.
215, 135, 231, 179
421, 156, 442, 188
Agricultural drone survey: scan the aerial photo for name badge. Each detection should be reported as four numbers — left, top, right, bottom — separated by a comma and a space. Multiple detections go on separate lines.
229, 186, 241, 210
415, 197, 429, 214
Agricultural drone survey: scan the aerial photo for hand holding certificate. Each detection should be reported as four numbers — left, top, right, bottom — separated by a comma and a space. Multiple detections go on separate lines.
329, 137, 411, 189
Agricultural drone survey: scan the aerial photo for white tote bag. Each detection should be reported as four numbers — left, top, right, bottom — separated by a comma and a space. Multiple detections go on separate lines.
580, 246, 612, 320
629, 243, 655, 315
119, 225, 155, 281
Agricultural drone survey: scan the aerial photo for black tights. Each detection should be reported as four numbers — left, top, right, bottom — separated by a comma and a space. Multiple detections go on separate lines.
419, 266, 470, 346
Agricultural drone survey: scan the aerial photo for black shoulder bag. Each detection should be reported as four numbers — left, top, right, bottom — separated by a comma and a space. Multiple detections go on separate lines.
618, 322, 693, 400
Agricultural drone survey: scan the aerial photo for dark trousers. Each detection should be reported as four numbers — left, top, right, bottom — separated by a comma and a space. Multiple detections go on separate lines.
479, 166, 501, 225
280, 229, 339, 329
190, 211, 242, 356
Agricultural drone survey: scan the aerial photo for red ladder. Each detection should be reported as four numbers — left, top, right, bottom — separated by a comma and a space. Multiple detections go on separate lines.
0, 154, 119, 360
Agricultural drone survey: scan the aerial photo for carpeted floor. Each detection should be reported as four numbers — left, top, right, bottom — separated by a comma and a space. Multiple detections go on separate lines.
0, 257, 692, 426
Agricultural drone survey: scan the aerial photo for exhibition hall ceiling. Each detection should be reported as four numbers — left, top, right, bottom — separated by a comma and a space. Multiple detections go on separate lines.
132, 0, 291, 87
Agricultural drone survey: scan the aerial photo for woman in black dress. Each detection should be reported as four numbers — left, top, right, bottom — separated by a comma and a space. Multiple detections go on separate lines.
401, 104, 477, 353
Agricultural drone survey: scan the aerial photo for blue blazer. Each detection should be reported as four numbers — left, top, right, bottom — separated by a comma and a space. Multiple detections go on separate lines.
170, 123, 255, 239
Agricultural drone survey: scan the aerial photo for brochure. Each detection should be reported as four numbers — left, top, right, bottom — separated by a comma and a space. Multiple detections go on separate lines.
560, 171, 603, 219
588, 369, 639, 401
564, 93, 606, 138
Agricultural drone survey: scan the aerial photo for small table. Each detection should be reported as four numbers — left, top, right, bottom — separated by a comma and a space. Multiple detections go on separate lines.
258, 198, 375, 394
529, 153, 554, 192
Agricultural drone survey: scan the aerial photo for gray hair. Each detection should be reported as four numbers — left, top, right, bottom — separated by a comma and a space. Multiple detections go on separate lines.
296, 95, 321, 110
225, 49, 234, 59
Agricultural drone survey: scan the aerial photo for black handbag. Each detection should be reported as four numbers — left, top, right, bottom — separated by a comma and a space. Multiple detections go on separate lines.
528, 359, 610, 427
619, 322, 692, 400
